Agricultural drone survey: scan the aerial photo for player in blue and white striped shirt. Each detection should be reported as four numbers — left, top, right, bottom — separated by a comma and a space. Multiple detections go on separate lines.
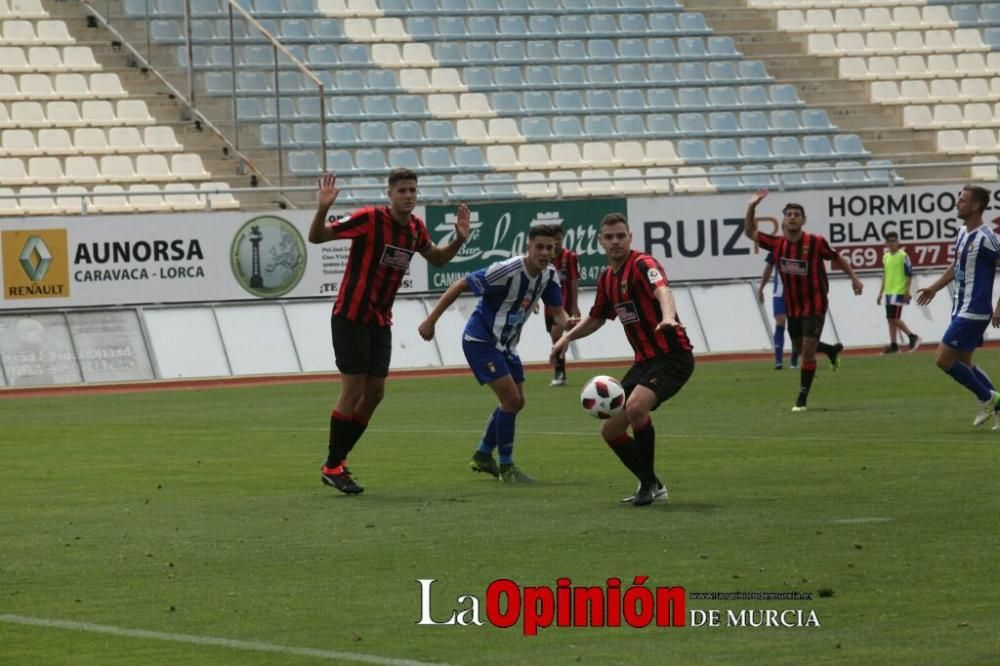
419, 224, 569, 481
917, 185, 1000, 428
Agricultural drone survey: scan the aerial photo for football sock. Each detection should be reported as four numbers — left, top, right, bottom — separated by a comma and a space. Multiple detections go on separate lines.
817, 342, 836, 357
773, 324, 785, 365
326, 410, 352, 468
476, 407, 501, 456
631, 417, 658, 485
972, 366, 996, 392
341, 413, 369, 462
797, 361, 817, 406
945, 362, 992, 401
791, 349, 799, 366
604, 432, 645, 481
495, 408, 517, 465
555, 356, 566, 377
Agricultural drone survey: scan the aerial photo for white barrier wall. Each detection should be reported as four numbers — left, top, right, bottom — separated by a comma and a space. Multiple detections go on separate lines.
0, 274, 982, 387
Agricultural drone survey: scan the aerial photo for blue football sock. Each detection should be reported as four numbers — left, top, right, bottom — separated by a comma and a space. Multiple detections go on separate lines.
773, 325, 785, 365
973, 366, 996, 392
476, 407, 501, 455
495, 409, 517, 465
945, 362, 992, 401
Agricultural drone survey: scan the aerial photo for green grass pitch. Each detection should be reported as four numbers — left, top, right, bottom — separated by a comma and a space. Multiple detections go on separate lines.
1, 352, 998, 665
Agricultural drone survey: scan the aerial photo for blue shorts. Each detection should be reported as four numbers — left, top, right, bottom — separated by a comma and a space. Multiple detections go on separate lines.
772, 296, 786, 318
462, 338, 524, 385
942, 317, 990, 352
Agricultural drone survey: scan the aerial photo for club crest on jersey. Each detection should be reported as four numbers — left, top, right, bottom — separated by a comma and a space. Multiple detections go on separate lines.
620, 282, 629, 296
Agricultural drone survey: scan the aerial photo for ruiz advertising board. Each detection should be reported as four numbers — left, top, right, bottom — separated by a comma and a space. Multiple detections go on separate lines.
626, 183, 989, 281
0, 207, 429, 310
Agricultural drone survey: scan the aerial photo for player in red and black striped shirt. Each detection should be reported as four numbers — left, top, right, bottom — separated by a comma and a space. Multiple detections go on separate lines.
308, 169, 471, 494
546, 226, 581, 386
744, 189, 863, 411
552, 213, 694, 506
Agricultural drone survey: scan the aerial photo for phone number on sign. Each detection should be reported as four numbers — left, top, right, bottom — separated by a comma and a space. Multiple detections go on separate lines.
835, 242, 954, 271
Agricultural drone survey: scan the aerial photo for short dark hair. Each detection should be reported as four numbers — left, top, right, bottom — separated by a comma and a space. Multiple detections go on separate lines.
963, 185, 990, 213
600, 213, 628, 230
885, 231, 899, 241
388, 168, 418, 187
783, 203, 806, 217
528, 224, 558, 240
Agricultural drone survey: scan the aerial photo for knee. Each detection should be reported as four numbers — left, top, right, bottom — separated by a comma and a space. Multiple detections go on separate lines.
624, 401, 648, 426
935, 356, 953, 371
365, 386, 386, 407
500, 395, 524, 413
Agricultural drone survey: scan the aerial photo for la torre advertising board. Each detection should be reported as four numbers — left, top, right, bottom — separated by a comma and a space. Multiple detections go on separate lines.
0, 183, 991, 311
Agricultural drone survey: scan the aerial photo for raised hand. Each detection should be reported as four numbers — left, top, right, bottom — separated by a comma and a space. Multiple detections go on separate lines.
317, 172, 339, 208
748, 188, 768, 209
454, 204, 471, 242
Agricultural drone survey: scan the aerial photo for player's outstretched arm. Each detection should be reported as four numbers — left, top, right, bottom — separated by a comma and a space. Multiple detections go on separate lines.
744, 189, 767, 241
418, 277, 467, 340
653, 285, 681, 330
551, 315, 603, 362
422, 204, 471, 267
308, 172, 340, 244
830, 253, 864, 295
916, 265, 955, 305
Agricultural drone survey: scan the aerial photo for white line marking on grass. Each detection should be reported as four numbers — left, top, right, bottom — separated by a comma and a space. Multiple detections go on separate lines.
831, 517, 893, 524
0, 614, 449, 666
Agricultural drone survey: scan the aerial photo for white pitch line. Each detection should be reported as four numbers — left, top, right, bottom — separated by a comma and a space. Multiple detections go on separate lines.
831, 517, 893, 524
0, 614, 449, 666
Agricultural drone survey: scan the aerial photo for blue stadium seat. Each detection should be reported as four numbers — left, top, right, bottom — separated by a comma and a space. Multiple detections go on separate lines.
341, 177, 381, 205
528, 42, 557, 61
618, 39, 646, 59
708, 36, 738, 57
836, 161, 868, 185
526, 66, 555, 86
388, 148, 421, 170
708, 62, 739, 82
260, 123, 293, 148
558, 40, 587, 59
951, 4, 980, 23
648, 38, 676, 59
678, 13, 707, 31
368, 70, 398, 90
801, 109, 834, 130
678, 113, 708, 133
307, 45, 337, 67
775, 163, 806, 188
406, 17, 435, 37
586, 90, 616, 111
981, 4, 1000, 23
556, 66, 586, 86
617, 89, 646, 112
237, 72, 272, 93
397, 95, 428, 116
709, 112, 738, 133
772, 136, 802, 159
677, 88, 709, 109
648, 63, 677, 84
584, 116, 616, 138
312, 19, 343, 39
286, 0, 314, 14
740, 165, 778, 188
438, 17, 467, 36
679, 62, 708, 82
483, 174, 518, 198
708, 167, 742, 191
327, 123, 360, 145
834, 134, 868, 156
361, 122, 392, 143
356, 149, 388, 172
616, 115, 646, 136
649, 13, 677, 32
467, 16, 497, 35
554, 91, 584, 111
529, 15, 559, 35
524, 92, 553, 112
419, 175, 447, 200
297, 96, 321, 118
411, 0, 436, 11
363, 96, 395, 116
677, 38, 706, 57
803, 135, 834, 158
336, 71, 366, 92
709, 138, 739, 160
618, 64, 647, 84
590, 15, 619, 34
280, 19, 310, 40
560, 15, 588, 34
739, 137, 770, 159
647, 89, 677, 109
739, 111, 769, 132
420, 147, 455, 171
326, 149, 355, 173
495, 67, 525, 87
392, 121, 424, 143
499, 16, 528, 35
236, 98, 264, 121
739, 86, 769, 107
151, 20, 182, 41
263, 97, 298, 119
521, 117, 553, 139
490, 93, 520, 113
278, 72, 305, 92
294, 123, 322, 146
647, 114, 678, 135
464, 68, 493, 88
289, 150, 320, 175
553, 116, 585, 138
435, 43, 465, 63
450, 175, 488, 200
426, 120, 458, 142
587, 65, 616, 85
739, 61, 769, 81
191, 20, 215, 40
805, 163, 835, 185
677, 139, 708, 161
331, 98, 363, 117
769, 84, 800, 105
253, 0, 281, 14
619, 15, 647, 33
770, 110, 800, 130
340, 45, 370, 65
867, 160, 900, 185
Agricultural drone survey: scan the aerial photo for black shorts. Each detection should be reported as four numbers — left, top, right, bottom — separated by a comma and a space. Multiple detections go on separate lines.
331, 314, 392, 377
621, 350, 695, 411
787, 314, 826, 341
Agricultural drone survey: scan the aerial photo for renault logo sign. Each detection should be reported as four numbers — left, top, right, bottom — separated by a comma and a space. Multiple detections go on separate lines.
19, 236, 52, 281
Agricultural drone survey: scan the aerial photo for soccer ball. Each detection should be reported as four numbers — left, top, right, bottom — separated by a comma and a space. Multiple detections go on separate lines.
580, 375, 626, 419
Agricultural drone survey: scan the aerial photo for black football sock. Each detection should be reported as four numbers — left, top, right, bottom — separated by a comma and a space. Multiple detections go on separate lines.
632, 418, 658, 485
604, 433, 644, 481
797, 361, 817, 406
342, 414, 369, 459
326, 410, 353, 468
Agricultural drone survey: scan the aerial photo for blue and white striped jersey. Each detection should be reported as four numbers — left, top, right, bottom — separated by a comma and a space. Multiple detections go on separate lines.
463, 256, 563, 353
765, 252, 784, 299
951, 224, 1000, 320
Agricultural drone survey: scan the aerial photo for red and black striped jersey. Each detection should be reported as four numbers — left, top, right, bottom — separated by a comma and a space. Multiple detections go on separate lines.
590, 250, 693, 362
547, 247, 580, 315
755, 231, 836, 317
327, 206, 431, 326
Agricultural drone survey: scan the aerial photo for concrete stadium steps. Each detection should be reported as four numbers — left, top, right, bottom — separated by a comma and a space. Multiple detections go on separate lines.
681, 0, 972, 182
43, 0, 278, 208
